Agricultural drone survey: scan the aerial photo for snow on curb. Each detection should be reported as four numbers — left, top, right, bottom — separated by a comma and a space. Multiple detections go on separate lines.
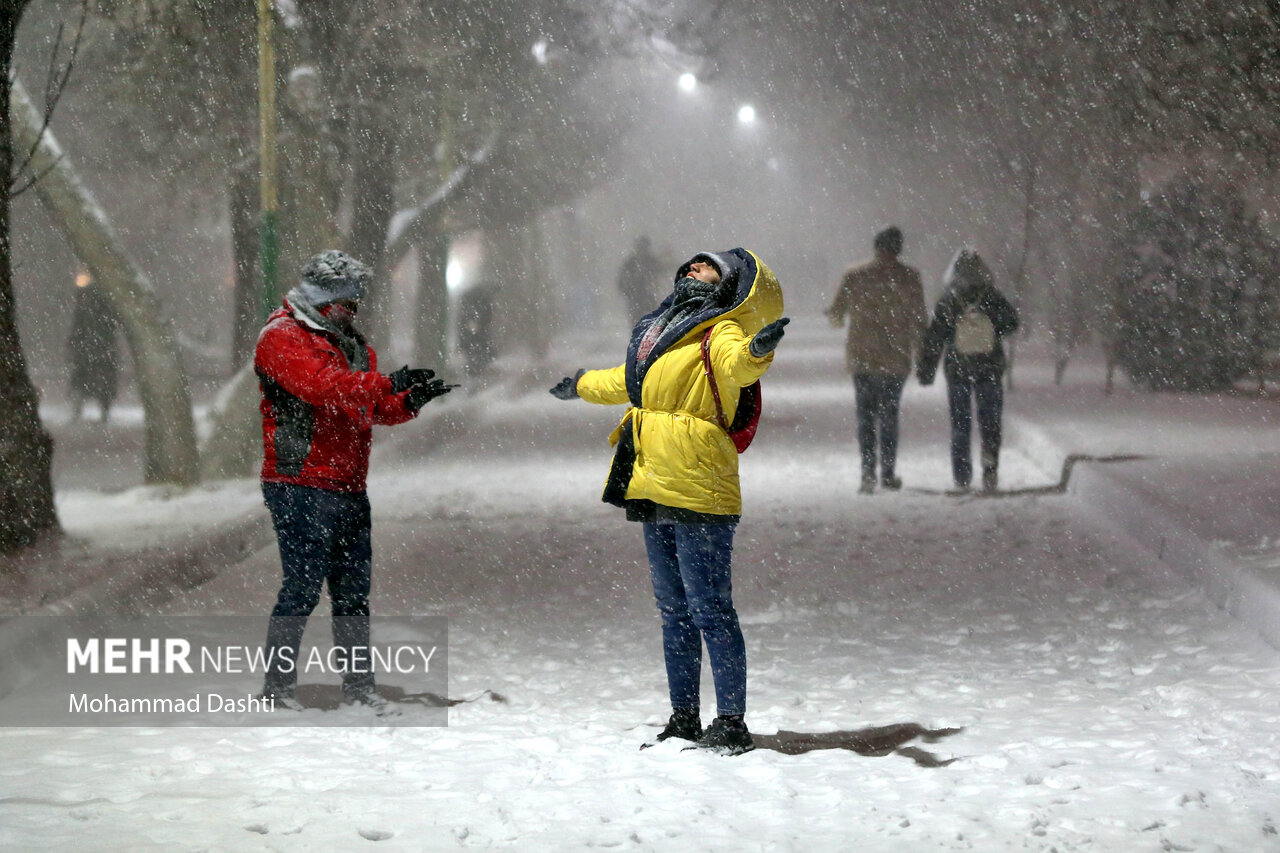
0, 378, 512, 703
1007, 414, 1280, 650
0, 514, 272, 702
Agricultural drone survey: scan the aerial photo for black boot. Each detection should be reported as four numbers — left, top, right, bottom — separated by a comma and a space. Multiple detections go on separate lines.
981, 452, 998, 493
257, 685, 304, 712
656, 708, 702, 743
693, 715, 754, 755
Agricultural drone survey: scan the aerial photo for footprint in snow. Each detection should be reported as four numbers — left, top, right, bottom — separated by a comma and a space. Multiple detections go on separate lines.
359, 828, 394, 842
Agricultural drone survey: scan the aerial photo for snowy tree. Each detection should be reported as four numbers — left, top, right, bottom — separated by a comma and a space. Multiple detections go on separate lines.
734, 1, 1279, 341
10, 78, 199, 485
1114, 0, 1280, 168
88, 0, 273, 366
1112, 181, 1280, 391
89, 0, 673, 356
0, 0, 57, 553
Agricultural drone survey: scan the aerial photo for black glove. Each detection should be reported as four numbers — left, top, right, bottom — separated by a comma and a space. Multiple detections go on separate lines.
749, 317, 791, 357
388, 365, 436, 393
404, 378, 453, 412
550, 369, 585, 400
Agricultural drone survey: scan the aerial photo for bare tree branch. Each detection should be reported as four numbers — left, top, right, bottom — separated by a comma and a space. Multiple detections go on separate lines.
8, 0, 88, 197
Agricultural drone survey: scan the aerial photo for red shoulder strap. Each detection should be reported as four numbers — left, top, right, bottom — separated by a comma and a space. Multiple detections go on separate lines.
700, 325, 729, 431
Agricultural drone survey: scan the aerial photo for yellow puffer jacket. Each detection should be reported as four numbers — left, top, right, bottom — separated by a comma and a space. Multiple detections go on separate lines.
576, 248, 784, 516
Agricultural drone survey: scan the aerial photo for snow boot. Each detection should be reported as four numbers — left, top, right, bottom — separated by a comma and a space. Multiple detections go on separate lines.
649, 709, 702, 747
345, 689, 399, 717
690, 715, 754, 755
981, 452, 998, 493
641, 709, 702, 749
258, 689, 304, 712
880, 474, 903, 491
859, 476, 876, 495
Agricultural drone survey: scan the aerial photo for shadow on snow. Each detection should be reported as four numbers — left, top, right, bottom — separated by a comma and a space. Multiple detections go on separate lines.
753, 722, 964, 767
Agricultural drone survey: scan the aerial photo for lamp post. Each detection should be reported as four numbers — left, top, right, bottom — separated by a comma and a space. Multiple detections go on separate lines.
257, 0, 279, 319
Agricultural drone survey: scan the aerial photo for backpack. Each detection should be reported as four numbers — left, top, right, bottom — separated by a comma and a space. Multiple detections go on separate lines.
953, 303, 996, 356
701, 325, 762, 453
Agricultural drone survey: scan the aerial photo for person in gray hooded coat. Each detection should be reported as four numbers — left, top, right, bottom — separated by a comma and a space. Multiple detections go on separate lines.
918, 249, 1018, 492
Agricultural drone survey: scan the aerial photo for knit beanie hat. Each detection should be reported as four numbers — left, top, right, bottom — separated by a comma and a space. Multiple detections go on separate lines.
291, 250, 373, 307
675, 251, 731, 286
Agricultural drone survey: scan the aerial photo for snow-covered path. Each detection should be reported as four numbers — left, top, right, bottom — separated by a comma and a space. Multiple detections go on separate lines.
2, 324, 1278, 851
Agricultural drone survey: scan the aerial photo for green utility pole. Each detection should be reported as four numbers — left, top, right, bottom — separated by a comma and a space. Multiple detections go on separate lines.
257, 0, 279, 318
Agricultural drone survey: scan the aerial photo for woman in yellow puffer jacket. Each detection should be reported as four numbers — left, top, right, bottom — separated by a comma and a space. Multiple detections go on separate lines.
550, 248, 787, 755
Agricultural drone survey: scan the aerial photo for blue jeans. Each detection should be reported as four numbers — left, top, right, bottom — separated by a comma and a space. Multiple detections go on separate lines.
643, 522, 745, 717
261, 483, 375, 697
853, 374, 906, 481
946, 371, 1003, 486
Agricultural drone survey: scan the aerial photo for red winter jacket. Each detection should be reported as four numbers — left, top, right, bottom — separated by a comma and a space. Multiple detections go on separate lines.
256, 302, 415, 492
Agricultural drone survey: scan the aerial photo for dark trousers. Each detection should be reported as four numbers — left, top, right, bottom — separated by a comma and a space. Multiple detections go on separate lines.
643, 522, 745, 717
946, 371, 1003, 487
853, 374, 906, 481
261, 482, 375, 697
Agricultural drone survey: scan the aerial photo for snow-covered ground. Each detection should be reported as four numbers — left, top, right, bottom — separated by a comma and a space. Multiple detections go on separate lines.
2, 322, 1278, 851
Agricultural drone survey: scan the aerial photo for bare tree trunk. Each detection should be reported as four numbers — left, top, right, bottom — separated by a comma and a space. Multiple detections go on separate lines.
523, 222, 552, 361
0, 2, 58, 554
1086, 147, 1141, 396
486, 225, 521, 359
1006, 156, 1038, 393
413, 215, 450, 368
11, 77, 199, 486
348, 108, 396, 349
487, 221, 551, 363
229, 159, 260, 368
277, 72, 342, 299
199, 359, 260, 480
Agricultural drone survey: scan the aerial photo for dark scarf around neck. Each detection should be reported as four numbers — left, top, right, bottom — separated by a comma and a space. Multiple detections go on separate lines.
286, 289, 370, 371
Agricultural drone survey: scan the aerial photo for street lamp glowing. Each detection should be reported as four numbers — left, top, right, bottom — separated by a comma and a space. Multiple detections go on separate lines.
678, 72, 697, 92
737, 104, 756, 125
446, 260, 465, 292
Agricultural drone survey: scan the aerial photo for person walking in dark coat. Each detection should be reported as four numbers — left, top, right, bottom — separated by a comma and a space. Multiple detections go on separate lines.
67, 277, 120, 423
255, 250, 454, 712
918, 249, 1018, 492
825, 226, 927, 493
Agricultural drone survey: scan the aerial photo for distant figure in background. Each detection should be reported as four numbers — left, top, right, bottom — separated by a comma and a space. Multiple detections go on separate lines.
457, 280, 497, 380
616, 235, 663, 324
918, 249, 1019, 493
67, 273, 120, 423
825, 226, 927, 494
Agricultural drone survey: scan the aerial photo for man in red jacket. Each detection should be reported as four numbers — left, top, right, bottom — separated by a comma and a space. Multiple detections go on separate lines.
256, 250, 452, 712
